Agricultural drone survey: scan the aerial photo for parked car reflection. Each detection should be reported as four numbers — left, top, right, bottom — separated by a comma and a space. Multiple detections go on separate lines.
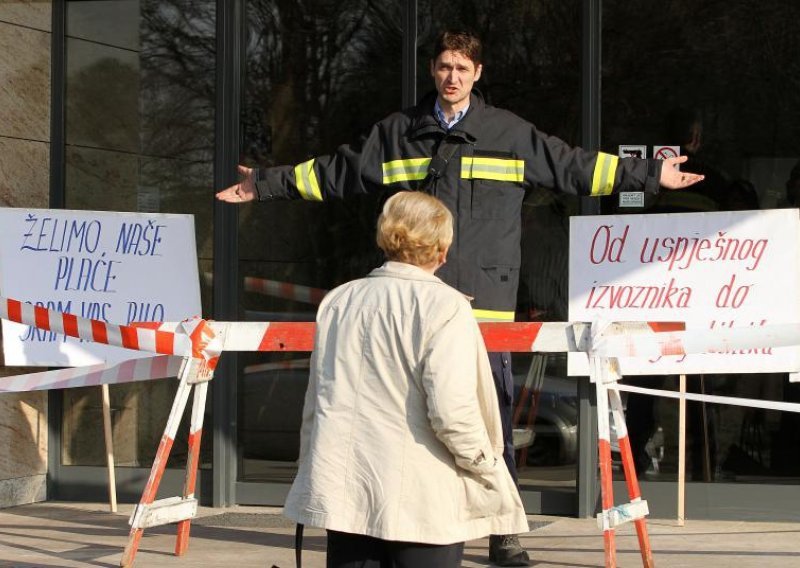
512, 374, 578, 468
241, 357, 580, 471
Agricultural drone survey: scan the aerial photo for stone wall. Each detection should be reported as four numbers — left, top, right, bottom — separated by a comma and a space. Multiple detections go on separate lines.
0, 1, 52, 508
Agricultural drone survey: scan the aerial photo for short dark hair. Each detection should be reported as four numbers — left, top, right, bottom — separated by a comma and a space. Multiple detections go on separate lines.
432, 30, 482, 65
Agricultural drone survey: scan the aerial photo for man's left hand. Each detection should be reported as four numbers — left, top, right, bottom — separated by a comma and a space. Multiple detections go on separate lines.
660, 155, 704, 189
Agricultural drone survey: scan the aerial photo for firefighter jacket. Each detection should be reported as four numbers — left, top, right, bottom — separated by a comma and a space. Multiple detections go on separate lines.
254, 90, 663, 322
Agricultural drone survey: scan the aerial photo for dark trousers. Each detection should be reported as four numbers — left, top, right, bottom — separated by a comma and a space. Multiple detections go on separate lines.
488, 351, 518, 484
326, 530, 464, 568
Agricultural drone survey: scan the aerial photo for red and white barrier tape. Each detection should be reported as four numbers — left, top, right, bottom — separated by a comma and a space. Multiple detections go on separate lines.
146, 320, 683, 354
202, 272, 328, 305
244, 276, 328, 305
593, 324, 800, 359
0, 296, 221, 369
0, 355, 184, 393
7, 290, 800, 412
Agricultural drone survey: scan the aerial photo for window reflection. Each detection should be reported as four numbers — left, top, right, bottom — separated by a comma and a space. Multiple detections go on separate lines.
62, 0, 216, 470
238, 0, 403, 481
603, 0, 800, 483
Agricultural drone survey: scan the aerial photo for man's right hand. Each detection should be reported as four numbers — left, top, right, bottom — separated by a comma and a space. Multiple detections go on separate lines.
216, 165, 257, 203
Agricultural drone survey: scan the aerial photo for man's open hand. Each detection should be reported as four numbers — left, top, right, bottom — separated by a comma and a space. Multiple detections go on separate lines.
216, 165, 257, 203
660, 155, 704, 189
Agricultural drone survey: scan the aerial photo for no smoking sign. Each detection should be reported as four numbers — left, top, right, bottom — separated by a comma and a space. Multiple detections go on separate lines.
654, 145, 680, 160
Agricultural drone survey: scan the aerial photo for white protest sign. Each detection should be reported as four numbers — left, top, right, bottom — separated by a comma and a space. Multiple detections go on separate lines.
0, 208, 201, 367
568, 209, 800, 375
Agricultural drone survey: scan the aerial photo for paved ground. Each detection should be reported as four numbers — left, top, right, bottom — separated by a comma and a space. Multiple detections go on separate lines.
1, 502, 799, 567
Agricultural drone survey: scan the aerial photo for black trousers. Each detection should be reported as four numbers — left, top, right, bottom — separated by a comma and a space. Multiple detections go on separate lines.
326, 530, 464, 568
489, 351, 518, 484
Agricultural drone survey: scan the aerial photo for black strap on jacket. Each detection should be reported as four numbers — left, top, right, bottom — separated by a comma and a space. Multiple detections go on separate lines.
420, 136, 461, 192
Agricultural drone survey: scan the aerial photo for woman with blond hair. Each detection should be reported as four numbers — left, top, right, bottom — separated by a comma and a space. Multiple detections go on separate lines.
284, 191, 528, 567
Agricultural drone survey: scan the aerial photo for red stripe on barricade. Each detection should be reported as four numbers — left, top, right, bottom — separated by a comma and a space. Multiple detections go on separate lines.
246, 321, 682, 352
176, 427, 203, 556
34, 305, 51, 331
280, 281, 293, 299
618, 435, 640, 499
184, 429, 202, 495
647, 321, 685, 333
155, 331, 174, 355
187, 320, 219, 370
598, 438, 615, 509
91, 319, 108, 345
257, 322, 316, 352
598, 437, 617, 567
63, 313, 79, 337
120, 326, 140, 350
479, 322, 543, 352
8, 299, 22, 322
142, 435, 175, 503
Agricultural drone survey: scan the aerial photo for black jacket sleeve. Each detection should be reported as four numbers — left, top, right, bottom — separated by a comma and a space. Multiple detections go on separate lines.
253, 122, 386, 202
522, 124, 662, 197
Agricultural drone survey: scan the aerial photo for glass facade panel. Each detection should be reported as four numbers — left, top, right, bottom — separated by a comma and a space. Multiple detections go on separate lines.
238, 0, 403, 481
61, 0, 216, 469
603, 1, 800, 483
416, 0, 582, 492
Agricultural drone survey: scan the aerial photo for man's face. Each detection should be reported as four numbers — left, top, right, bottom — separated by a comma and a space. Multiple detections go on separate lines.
430, 50, 482, 108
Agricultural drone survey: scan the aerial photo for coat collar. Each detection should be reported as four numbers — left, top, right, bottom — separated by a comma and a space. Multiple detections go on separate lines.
368, 261, 445, 284
368, 262, 474, 302
409, 90, 484, 143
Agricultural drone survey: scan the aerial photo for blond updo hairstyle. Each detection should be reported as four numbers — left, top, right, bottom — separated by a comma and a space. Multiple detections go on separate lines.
376, 191, 453, 266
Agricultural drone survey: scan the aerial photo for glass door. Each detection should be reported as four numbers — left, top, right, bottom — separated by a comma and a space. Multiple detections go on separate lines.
57, 0, 216, 500
236, 0, 584, 516
236, 0, 403, 495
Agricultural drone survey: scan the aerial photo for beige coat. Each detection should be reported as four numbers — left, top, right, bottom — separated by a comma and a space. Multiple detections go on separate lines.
283, 262, 528, 544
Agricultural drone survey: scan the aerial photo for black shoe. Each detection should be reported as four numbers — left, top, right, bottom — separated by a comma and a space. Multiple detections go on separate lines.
489, 534, 530, 566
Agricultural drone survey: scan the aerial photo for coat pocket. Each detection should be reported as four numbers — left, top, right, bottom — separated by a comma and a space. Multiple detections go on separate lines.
470, 180, 525, 220
459, 468, 503, 520
477, 263, 520, 311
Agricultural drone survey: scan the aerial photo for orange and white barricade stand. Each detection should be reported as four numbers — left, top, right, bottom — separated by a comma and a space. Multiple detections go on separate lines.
584, 320, 800, 568
589, 354, 653, 568
0, 297, 221, 568
120, 356, 212, 566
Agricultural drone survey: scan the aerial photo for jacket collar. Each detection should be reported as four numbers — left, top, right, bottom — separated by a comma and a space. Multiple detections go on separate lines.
409, 90, 484, 143
368, 262, 474, 303
368, 261, 445, 284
